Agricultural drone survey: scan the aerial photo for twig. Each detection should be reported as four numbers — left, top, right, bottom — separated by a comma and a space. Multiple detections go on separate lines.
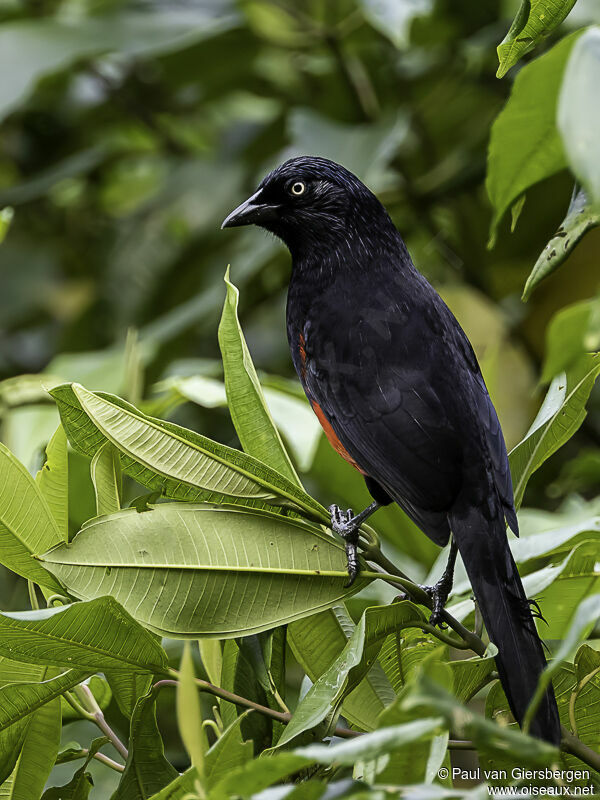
156, 675, 359, 739
561, 726, 600, 773
90, 751, 125, 773
74, 683, 129, 761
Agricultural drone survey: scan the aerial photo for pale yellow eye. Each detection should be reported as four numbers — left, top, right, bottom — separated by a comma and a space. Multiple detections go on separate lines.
290, 181, 305, 196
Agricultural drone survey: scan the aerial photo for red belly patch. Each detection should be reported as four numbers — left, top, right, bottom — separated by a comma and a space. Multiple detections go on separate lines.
310, 400, 366, 474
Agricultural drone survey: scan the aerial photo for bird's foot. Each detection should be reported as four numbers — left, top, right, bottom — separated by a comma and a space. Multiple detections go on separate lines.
418, 575, 453, 628
329, 504, 360, 588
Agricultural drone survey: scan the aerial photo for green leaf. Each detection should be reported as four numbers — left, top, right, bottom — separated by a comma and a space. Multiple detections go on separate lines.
35, 425, 69, 543
297, 717, 442, 767
205, 713, 253, 788
90, 442, 122, 517
219, 270, 300, 484
176, 643, 206, 778
209, 753, 310, 800
113, 688, 178, 800
558, 26, 600, 204
41, 504, 370, 638
542, 295, 600, 382
105, 672, 153, 719
487, 31, 581, 245
220, 639, 272, 751
0, 596, 168, 673
0, 442, 64, 591
290, 606, 395, 733
144, 769, 199, 800
279, 601, 426, 746
523, 189, 600, 301
0, 668, 90, 733
0, 658, 48, 782
166, 375, 323, 474
509, 353, 600, 508
198, 639, 222, 686
51, 383, 328, 522
0, 208, 13, 243
2, 698, 61, 800
523, 593, 600, 731
404, 675, 559, 767
41, 738, 107, 800
497, 0, 578, 78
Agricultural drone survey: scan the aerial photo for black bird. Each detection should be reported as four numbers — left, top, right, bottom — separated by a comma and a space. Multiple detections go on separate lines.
222, 156, 561, 745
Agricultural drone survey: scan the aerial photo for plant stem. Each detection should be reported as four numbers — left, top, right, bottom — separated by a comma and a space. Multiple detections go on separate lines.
561, 725, 600, 773
74, 683, 129, 761
157, 675, 358, 740
90, 751, 125, 773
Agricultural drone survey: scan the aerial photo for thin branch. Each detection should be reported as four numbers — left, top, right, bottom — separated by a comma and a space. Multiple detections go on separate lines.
561, 726, 600, 773
90, 751, 125, 773
74, 683, 129, 761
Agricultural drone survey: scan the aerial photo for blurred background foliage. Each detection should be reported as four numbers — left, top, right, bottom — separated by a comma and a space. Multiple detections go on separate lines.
0, 0, 599, 785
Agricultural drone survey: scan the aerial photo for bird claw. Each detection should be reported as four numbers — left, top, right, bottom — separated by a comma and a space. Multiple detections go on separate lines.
419, 582, 450, 629
329, 504, 360, 587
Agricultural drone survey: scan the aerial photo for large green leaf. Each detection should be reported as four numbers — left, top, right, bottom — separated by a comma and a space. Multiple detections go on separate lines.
50, 383, 328, 522
219, 270, 300, 484
0, 597, 168, 674
279, 601, 426, 746
0, 442, 64, 591
40, 504, 370, 638
522, 189, 600, 301
509, 353, 600, 508
112, 689, 178, 800
558, 26, 600, 204
487, 31, 581, 244
497, 0, 578, 78
35, 425, 69, 542
1, 699, 61, 800
41, 738, 106, 800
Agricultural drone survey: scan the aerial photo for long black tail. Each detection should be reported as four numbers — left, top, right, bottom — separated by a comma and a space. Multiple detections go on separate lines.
448, 494, 561, 745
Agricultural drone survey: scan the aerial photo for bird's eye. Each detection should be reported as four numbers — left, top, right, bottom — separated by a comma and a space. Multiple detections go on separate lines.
290, 181, 305, 196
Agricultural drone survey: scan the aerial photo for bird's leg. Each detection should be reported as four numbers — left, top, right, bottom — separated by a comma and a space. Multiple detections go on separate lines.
419, 538, 459, 628
329, 501, 381, 587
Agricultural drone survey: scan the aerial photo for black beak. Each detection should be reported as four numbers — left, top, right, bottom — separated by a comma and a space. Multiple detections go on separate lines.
221, 189, 279, 229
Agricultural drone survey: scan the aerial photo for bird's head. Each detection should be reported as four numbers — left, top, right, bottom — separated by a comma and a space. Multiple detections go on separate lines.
221, 156, 396, 259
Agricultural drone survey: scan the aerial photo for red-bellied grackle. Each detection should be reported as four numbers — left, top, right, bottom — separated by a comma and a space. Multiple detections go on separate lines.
222, 156, 561, 745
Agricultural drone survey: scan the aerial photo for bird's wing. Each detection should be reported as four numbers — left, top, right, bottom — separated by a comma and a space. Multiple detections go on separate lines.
297, 277, 516, 538
298, 288, 463, 534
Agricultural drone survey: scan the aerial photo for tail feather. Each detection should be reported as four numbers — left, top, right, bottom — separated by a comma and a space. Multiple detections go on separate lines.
449, 494, 561, 745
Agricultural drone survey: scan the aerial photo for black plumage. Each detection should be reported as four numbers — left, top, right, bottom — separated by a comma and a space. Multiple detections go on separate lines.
222, 156, 561, 745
